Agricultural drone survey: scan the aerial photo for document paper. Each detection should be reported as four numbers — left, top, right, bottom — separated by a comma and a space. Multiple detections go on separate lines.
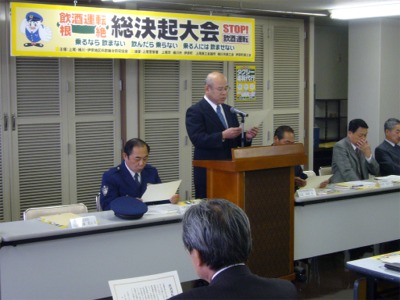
141, 180, 182, 203
40, 213, 81, 228
243, 110, 268, 131
109, 270, 183, 300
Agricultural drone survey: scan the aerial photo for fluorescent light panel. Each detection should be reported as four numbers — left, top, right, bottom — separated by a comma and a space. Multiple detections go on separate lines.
330, 2, 400, 19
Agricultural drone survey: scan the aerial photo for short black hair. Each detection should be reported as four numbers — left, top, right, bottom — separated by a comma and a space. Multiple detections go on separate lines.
348, 119, 368, 133
274, 125, 294, 140
123, 138, 150, 156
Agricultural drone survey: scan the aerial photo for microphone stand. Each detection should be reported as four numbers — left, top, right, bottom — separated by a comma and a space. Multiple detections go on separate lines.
239, 114, 245, 147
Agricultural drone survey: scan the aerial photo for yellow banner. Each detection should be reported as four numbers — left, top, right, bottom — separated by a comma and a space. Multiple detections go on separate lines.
11, 2, 255, 61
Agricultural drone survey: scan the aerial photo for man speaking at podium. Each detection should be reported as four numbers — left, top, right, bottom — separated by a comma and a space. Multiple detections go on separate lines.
186, 72, 258, 199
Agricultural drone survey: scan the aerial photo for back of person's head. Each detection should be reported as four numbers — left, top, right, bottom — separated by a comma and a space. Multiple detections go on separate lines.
348, 119, 368, 133
274, 125, 294, 140
124, 138, 150, 156
182, 199, 252, 271
384, 118, 400, 131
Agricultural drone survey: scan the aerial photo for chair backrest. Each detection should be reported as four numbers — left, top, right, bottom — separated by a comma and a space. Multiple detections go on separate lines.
23, 203, 88, 220
319, 166, 332, 176
96, 193, 102, 212
303, 170, 316, 177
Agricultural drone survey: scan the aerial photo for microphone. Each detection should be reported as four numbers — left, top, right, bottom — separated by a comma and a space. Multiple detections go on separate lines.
230, 107, 248, 117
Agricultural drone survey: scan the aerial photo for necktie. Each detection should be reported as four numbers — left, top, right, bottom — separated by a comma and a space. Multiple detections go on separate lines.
134, 173, 140, 186
216, 105, 228, 129
355, 148, 364, 179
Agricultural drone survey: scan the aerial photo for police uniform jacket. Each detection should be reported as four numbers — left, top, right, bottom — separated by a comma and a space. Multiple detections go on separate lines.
100, 161, 161, 210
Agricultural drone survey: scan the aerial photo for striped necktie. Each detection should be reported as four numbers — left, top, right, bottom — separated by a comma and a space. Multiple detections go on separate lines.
216, 105, 228, 129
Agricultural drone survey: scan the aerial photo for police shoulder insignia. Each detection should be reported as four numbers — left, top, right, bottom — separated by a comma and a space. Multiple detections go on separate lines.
101, 185, 109, 196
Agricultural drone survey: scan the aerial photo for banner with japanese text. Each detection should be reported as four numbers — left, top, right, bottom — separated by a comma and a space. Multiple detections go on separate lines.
11, 2, 255, 61
236, 65, 256, 101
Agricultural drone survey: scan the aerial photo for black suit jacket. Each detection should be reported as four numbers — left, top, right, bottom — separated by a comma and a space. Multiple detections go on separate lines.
375, 140, 400, 176
186, 99, 250, 198
169, 265, 298, 299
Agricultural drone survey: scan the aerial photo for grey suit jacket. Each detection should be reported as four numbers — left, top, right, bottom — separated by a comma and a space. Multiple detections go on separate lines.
375, 140, 400, 176
330, 137, 380, 183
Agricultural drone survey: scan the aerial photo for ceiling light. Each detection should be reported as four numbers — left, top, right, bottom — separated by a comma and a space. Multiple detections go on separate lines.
330, 2, 400, 20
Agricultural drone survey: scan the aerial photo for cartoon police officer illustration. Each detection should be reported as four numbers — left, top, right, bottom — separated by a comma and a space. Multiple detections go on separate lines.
20, 11, 52, 47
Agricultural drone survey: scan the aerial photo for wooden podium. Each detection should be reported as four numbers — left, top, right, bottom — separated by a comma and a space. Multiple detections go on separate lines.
193, 144, 307, 280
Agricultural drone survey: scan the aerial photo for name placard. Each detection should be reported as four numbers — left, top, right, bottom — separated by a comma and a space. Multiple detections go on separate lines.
70, 216, 98, 228
297, 188, 317, 198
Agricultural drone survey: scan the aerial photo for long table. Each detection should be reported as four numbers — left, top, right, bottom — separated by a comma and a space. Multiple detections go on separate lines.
0, 209, 197, 300
294, 183, 400, 260
346, 251, 400, 298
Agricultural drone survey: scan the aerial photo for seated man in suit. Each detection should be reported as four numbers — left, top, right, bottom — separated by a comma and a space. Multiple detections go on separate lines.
330, 119, 379, 183
169, 199, 298, 300
375, 118, 400, 176
100, 138, 179, 210
272, 125, 308, 189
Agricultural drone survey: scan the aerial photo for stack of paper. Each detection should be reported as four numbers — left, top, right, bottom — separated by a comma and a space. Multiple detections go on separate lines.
109, 270, 182, 300
146, 204, 181, 215
375, 175, 400, 183
377, 251, 400, 263
334, 181, 377, 190
40, 213, 80, 228
299, 174, 331, 190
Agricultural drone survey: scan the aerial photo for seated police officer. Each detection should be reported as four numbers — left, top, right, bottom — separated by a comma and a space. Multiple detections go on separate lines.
100, 138, 179, 211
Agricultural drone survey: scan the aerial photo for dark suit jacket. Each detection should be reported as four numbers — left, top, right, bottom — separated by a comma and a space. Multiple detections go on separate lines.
186, 98, 250, 198
99, 162, 161, 210
330, 137, 380, 183
375, 140, 400, 176
168, 265, 298, 299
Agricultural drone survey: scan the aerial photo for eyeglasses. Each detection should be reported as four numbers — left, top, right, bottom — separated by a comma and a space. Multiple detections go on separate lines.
212, 86, 231, 92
